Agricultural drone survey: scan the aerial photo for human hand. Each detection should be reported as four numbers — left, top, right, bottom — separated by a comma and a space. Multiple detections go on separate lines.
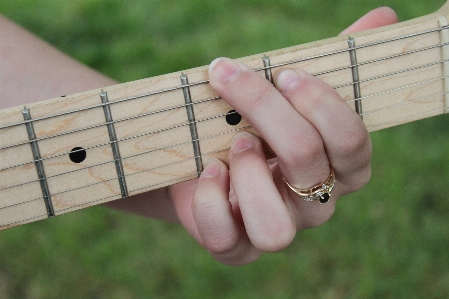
169, 7, 398, 266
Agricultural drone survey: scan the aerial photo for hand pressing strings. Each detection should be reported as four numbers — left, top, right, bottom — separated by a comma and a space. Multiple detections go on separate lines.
169, 7, 398, 266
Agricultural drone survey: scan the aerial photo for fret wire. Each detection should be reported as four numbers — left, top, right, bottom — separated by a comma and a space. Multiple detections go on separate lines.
1, 24, 448, 132
101, 91, 129, 197
0, 40, 445, 153
336, 58, 449, 90
0, 125, 250, 194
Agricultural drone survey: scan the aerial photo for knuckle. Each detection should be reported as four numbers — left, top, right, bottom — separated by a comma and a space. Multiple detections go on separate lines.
252, 222, 296, 252
339, 127, 371, 159
343, 165, 372, 193
205, 233, 239, 255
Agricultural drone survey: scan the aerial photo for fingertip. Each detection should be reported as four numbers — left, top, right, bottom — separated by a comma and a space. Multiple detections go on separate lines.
201, 158, 226, 179
208, 58, 240, 84
230, 132, 261, 154
275, 69, 302, 93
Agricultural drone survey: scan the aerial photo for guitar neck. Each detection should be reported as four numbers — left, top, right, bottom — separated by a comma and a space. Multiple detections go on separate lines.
1, 5, 448, 230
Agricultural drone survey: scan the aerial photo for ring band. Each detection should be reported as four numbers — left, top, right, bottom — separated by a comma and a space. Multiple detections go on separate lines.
283, 168, 336, 204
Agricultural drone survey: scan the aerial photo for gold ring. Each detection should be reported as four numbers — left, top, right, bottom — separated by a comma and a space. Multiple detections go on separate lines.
283, 168, 336, 204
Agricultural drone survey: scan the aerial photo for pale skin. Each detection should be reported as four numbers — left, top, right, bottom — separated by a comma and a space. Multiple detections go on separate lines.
0, 8, 398, 266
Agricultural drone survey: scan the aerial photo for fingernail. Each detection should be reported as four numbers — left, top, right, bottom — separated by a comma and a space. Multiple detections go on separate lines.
231, 132, 255, 154
275, 69, 302, 92
209, 58, 241, 83
201, 158, 223, 178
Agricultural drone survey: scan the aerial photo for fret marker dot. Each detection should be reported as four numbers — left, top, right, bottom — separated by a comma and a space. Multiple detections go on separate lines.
69, 147, 86, 163
226, 110, 241, 125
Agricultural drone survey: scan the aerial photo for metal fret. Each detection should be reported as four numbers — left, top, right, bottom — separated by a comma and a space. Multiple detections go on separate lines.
262, 56, 273, 84
438, 16, 449, 114
348, 37, 363, 119
181, 74, 203, 176
22, 108, 55, 217
100, 91, 129, 197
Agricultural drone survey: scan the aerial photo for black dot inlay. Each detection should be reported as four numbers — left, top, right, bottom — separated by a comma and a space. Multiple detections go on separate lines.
69, 147, 86, 163
226, 110, 242, 126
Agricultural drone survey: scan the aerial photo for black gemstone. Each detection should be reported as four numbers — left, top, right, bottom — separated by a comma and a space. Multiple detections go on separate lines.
319, 193, 330, 204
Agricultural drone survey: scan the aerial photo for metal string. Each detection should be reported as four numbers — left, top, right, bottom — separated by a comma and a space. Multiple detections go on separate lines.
0, 125, 250, 198
1, 24, 448, 132
1, 82, 446, 209
0, 40, 445, 154
3, 60, 446, 174
1, 23, 449, 227
0, 110, 243, 172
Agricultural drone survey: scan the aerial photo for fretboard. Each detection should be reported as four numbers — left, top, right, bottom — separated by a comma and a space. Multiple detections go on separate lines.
1, 7, 449, 230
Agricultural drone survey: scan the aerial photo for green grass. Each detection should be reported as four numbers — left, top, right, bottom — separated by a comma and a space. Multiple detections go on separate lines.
1, 0, 449, 298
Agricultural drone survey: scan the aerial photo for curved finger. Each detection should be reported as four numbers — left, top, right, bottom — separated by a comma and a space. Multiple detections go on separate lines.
209, 58, 329, 189
192, 158, 261, 266
228, 132, 296, 252
275, 69, 372, 192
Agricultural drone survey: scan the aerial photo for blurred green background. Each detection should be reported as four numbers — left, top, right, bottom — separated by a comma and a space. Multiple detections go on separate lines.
1, 0, 449, 298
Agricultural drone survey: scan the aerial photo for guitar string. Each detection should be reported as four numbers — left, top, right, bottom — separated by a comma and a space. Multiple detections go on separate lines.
0, 25, 448, 220
0, 24, 447, 131
0, 80, 446, 201
0, 69, 447, 173
0, 110, 243, 172
367, 107, 446, 131
0, 125, 250, 199
314, 42, 448, 77
0, 146, 231, 211
335, 58, 449, 89
0, 40, 446, 153
347, 76, 445, 103
0, 96, 220, 152
361, 91, 447, 116
1, 99, 446, 228
0, 172, 202, 229
0, 102, 446, 224
3, 103, 447, 217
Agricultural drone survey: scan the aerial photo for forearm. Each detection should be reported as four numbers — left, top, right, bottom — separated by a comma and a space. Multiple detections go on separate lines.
0, 15, 179, 223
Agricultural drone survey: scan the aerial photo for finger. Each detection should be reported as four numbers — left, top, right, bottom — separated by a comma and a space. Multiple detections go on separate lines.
192, 158, 261, 266
209, 58, 329, 189
340, 7, 398, 35
228, 132, 296, 252
275, 69, 372, 193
